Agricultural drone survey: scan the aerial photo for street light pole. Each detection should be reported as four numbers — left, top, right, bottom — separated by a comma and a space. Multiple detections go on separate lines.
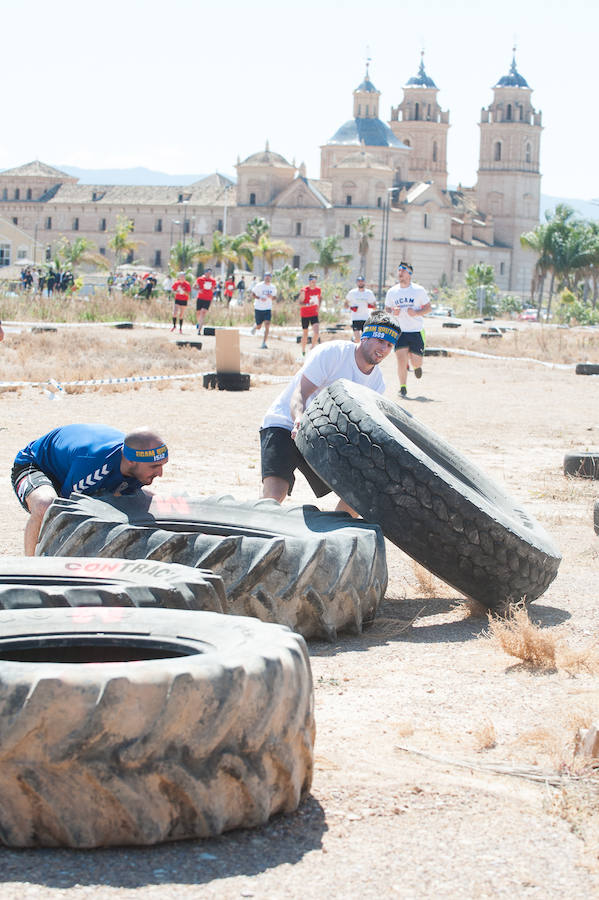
377, 189, 394, 304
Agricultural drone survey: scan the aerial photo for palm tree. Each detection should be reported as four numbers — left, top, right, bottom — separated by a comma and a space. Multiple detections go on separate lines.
253, 234, 293, 276
520, 223, 551, 309
305, 235, 352, 279
196, 231, 238, 278
170, 239, 203, 274
229, 233, 254, 272
108, 215, 138, 273
353, 216, 375, 278
245, 217, 271, 245
57, 236, 108, 273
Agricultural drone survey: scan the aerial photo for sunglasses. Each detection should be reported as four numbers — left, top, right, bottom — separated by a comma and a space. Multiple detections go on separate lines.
398, 263, 413, 273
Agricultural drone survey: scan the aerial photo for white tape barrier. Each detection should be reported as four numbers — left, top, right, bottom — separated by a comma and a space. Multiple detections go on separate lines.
0, 371, 293, 390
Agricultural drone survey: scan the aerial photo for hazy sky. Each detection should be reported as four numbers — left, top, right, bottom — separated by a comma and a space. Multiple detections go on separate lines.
2, 0, 597, 200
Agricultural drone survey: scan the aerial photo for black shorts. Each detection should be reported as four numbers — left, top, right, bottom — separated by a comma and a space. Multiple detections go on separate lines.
11, 461, 60, 511
174, 298, 188, 307
254, 308, 272, 326
301, 315, 319, 329
351, 319, 366, 332
196, 299, 211, 311
260, 426, 331, 497
395, 330, 425, 355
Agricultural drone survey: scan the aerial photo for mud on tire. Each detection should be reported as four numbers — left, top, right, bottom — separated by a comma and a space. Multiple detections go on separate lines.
295, 379, 561, 611
0, 607, 314, 848
0, 556, 225, 612
37, 493, 388, 641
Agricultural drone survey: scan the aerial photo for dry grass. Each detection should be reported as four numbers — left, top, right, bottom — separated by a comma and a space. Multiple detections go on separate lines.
487, 603, 599, 674
440, 322, 599, 364
473, 721, 497, 751
410, 561, 460, 599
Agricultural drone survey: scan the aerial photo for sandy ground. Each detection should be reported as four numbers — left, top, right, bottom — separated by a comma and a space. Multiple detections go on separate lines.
0, 320, 598, 897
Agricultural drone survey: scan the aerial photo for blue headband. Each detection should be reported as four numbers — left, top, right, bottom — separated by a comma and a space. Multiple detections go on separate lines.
122, 443, 168, 462
361, 324, 399, 346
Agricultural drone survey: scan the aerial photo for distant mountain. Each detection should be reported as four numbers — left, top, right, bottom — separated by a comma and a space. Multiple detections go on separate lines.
55, 165, 210, 186
540, 194, 599, 221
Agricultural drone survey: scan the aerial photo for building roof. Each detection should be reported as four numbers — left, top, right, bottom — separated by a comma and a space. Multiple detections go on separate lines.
354, 73, 379, 94
327, 117, 408, 149
494, 54, 530, 89
45, 174, 237, 207
0, 160, 73, 179
405, 56, 438, 89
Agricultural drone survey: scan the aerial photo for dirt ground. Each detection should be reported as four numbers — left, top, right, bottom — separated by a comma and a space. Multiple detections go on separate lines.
0, 320, 598, 898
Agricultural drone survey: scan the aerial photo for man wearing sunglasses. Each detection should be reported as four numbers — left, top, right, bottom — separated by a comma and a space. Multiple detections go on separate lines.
385, 261, 431, 397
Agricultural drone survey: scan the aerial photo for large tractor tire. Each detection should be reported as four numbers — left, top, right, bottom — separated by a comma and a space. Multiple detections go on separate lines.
295, 379, 561, 612
0, 607, 314, 848
0, 556, 225, 613
563, 452, 599, 480
37, 493, 387, 641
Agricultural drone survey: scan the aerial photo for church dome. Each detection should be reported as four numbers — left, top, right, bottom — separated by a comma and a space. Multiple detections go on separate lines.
355, 74, 379, 93
239, 146, 294, 168
405, 58, 437, 89
328, 118, 406, 149
495, 55, 529, 88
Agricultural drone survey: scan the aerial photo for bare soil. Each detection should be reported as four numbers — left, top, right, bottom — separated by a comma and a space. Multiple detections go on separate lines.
1, 319, 598, 898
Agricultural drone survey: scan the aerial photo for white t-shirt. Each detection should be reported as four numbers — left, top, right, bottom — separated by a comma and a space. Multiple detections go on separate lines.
253, 280, 277, 310
346, 287, 377, 322
385, 281, 430, 332
262, 340, 385, 431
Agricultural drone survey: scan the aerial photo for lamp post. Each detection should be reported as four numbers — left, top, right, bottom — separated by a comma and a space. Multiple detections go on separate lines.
377, 187, 396, 304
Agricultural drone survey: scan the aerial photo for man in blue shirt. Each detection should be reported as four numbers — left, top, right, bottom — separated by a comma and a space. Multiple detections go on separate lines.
12, 424, 168, 555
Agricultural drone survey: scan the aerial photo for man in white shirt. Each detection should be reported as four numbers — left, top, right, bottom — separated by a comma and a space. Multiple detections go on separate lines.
259, 311, 400, 513
251, 272, 277, 349
385, 261, 432, 397
345, 274, 378, 342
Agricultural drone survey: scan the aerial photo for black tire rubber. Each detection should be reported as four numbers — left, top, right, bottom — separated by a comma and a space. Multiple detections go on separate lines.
217, 372, 250, 391
0, 606, 314, 847
31, 326, 58, 334
575, 363, 599, 375
203, 326, 216, 336
176, 340, 202, 349
563, 452, 599, 479
481, 332, 502, 339
295, 379, 561, 611
113, 322, 134, 329
442, 321, 462, 328
594, 499, 599, 535
424, 347, 449, 357
203, 372, 217, 388
0, 556, 225, 612
37, 493, 388, 640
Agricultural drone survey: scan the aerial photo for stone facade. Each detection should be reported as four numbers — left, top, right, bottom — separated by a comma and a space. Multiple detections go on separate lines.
0, 55, 541, 295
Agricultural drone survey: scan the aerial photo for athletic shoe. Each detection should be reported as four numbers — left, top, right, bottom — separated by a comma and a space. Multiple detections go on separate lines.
414, 367, 423, 379
400, 385, 407, 397
170, 326, 176, 332
179, 328, 183, 334
196, 325, 201, 334
261, 342, 268, 349
251, 324, 257, 335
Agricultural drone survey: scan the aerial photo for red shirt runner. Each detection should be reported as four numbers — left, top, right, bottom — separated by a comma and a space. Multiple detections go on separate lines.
300, 285, 321, 318
172, 279, 191, 302
195, 275, 217, 301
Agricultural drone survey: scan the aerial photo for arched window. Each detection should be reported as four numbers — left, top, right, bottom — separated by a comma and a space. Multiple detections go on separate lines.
525, 142, 532, 163
506, 104, 512, 121
249, 192, 256, 206
365, 105, 369, 117
403, 138, 411, 147
432, 141, 438, 162
414, 102, 420, 121
14, 188, 20, 200
26, 188, 32, 200
494, 141, 502, 162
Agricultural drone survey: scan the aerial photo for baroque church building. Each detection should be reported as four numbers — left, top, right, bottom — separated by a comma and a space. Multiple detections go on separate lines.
0, 55, 542, 294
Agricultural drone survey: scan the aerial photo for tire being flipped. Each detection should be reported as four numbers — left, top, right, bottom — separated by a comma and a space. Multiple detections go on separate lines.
0, 607, 314, 848
295, 379, 561, 611
0, 556, 225, 612
37, 493, 388, 641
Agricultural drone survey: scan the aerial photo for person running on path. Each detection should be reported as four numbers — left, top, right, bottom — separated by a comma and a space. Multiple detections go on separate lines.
259, 311, 400, 515
194, 267, 217, 334
224, 275, 236, 305
171, 271, 191, 333
385, 261, 431, 397
251, 272, 277, 349
12, 425, 168, 555
299, 274, 321, 358
345, 274, 377, 342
